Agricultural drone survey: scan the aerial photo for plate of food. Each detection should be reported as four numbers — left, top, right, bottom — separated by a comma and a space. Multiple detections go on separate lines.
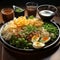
0, 16, 60, 52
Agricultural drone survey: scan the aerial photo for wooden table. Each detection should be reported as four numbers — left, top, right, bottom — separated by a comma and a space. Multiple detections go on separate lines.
0, 6, 60, 60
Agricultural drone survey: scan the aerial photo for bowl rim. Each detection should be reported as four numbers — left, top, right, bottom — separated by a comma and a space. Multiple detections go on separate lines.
26, 2, 38, 7
37, 4, 58, 14
0, 21, 60, 51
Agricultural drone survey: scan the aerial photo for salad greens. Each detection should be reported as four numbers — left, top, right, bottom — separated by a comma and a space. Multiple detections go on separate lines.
3, 15, 59, 49
43, 23, 59, 39
10, 35, 33, 49
9, 22, 59, 49
19, 25, 37, 37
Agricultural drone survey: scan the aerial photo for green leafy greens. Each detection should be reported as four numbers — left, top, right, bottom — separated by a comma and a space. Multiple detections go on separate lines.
43, 23, 59, 39
10, 35, 33, 49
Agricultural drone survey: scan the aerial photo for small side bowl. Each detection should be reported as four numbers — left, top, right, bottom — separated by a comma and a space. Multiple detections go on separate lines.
37, 5, 58, 21
13, 5, 24, 18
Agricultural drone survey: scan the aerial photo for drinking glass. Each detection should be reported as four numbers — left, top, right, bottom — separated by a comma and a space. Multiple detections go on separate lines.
1, 8, 14, 23
26, 2, 38, 17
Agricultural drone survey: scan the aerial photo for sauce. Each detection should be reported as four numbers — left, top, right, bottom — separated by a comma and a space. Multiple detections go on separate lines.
39, 10, 55, 21
1, 8, 14, 22
14, 8, 24, 18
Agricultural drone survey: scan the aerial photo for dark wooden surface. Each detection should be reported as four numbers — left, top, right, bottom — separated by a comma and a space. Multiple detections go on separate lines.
0, 6, 60, 60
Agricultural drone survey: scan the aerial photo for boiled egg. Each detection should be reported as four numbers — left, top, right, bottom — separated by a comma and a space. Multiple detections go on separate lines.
33, 42, 45, 49
41, 37, 51, 43
31, 34, 40, 42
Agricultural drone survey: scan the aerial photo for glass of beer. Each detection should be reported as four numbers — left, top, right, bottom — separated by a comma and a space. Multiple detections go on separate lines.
26, 2, 38, 17
1, 8, 14, 23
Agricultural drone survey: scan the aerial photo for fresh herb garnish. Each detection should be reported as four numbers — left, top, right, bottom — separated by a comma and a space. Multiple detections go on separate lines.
28, 15, 35, 19
19, 25, 37, 36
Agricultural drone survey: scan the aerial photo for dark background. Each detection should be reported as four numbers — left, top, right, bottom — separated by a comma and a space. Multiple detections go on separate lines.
0, 0, 60, 8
